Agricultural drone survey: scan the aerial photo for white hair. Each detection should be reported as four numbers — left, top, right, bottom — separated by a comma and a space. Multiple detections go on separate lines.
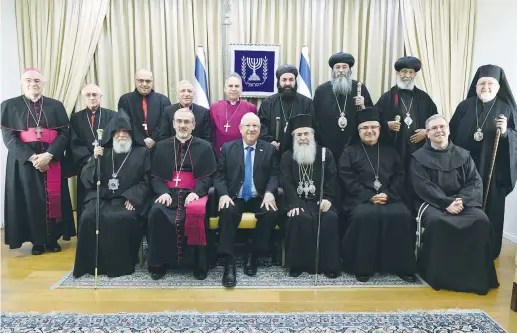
292, 136, 317, 165
175, 108, 196, 122
225, 72, 242, 86
425, 114, 448, 129
81, 83, 102, 96
240, 112, 260, 125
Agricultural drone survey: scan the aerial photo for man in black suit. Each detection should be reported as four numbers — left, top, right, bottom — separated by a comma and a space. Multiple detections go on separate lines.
118, 68, 171, 149
159, 80, 211, 142
215, 112, 279, 288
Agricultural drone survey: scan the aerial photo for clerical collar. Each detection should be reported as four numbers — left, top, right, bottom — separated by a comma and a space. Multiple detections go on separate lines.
227, 99, 240, 105
175, 135, 192, 144
24, 95, 42, 103
87, 107, 100, 114
180, 103, 193, 110
430, 141, 449, 151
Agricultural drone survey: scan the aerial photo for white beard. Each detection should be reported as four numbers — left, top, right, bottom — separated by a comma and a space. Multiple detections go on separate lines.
396, 76, 415, 90
479, 92, 496, 102
293, 139, 317, 165
113, 137, 132, 154
331, 71, 353, 96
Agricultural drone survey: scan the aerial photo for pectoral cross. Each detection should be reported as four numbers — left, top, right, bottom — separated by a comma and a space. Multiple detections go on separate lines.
224, 122, 231, 132
143, 123, 148, 131
92, 140, 98, 147
35, 126, 43, 139
173, 175, 182, 187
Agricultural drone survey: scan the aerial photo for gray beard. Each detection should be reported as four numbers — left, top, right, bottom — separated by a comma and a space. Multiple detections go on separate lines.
331, 71, 353, 96
396, 76, 415, 90
113, 137, 132, 154
293, 139, 317, 165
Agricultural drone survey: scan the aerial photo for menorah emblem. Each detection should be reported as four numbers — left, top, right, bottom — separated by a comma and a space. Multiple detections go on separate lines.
246, 57, 263, 81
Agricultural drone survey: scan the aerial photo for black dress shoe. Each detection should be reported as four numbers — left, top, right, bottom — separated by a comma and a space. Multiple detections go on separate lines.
324, 271, 340, 279
150, 266, 166, 280
45, 241, 62, 252
397, 273, 417, 283
193, 267, 208, 280
289, 269, 302, 277
222, 262, 237, 288
243, 254, 257, 276
355, 274, 372, 282
32, 245, 45, 255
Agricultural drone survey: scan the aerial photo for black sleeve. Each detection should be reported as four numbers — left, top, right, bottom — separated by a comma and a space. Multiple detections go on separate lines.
409, 158, 455, 210
214, 145, 230, 197
458, 156, 483, 207
118, 96, 130, 116
265, 149, 280, 194
384, 153, 406, 202
339, 147, 376, 204
193, 176, 212, 197
323, 149, 337, 204
159, 109, 172, 141
259, 99, 274, 142
1, 127, 36, 162
80, 156, 97, 189
280, 151, 299, 210
46, 103, 70, 158
122, 150, 151, 213
201, 111, 212, 143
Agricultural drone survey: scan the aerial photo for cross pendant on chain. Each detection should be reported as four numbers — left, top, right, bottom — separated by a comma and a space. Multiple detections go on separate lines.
224, 122, 231, 132
173, 175, 182, 187
92, 140, 98, 147
143, 123, 148, 131
35, 126, 43, 139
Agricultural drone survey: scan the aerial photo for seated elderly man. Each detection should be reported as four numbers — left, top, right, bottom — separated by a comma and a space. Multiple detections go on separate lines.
73, 112, 150, 278
215, 112, 279, 288
280, 114, 341, 278
339, 107, 416, 283
147, 108, 217, 281
410, 114, 499, 294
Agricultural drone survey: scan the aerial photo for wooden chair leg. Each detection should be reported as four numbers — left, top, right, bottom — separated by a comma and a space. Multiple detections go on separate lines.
511, 282, 517, 312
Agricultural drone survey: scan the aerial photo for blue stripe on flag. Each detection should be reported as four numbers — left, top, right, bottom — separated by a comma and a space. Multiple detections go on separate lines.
195, 56, 210, 102
299, 54, 312, 94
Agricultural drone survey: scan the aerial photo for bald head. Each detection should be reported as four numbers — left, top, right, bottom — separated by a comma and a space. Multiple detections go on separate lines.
176, 80, 195, 106
134, 68, 153, 95
21, 70, 45, 100
82, 84, 103, 111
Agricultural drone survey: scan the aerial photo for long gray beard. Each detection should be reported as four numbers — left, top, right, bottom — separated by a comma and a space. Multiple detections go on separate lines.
293, 139, 317, 165
396, 76, 415, 90
113, 137, 132, 154
331, 71, 353, 96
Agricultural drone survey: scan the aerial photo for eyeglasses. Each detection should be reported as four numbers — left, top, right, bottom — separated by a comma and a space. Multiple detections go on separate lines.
84, 93, 100, 98
427, 125, 448, 132
174, 119, 193, 125
136, 79, 152, 84
358, 125, 380, 131
476, 82, 499, 87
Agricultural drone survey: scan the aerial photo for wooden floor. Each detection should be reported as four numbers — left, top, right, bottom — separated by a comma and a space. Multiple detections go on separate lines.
1, 233, 516, 332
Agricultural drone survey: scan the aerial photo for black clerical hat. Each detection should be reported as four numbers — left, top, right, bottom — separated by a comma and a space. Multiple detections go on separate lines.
281, 114, 314, 153
101, 110, 145, 147
276, 64, 298, 79
352, 107, 394, 145
356, 107, 381, 125
394, 56, 421, 72
467, 64, 516, 109
328, 52, 355, 68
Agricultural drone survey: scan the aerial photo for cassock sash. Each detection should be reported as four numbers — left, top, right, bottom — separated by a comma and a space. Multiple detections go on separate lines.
166, 171, 207, 246
19, 128, 62, 222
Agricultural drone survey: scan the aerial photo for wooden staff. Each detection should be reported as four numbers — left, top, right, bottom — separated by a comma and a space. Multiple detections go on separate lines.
314, 148, 326, 286
483, 128, 501, 211
95, 128, 104, 289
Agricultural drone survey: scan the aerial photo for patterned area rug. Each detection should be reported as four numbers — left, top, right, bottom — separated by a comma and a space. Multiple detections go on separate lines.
0, 310, 506, 332
53, 263, 427, 289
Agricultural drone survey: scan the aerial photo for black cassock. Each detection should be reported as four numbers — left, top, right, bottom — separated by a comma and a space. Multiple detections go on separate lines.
148, 136, 216, 270
313, 81, 373, 162
259, 92, 315, 151
159, 103, 211, 142
280, 146, 341, 273
118, 89, 171, 143
1, 95, 75, 248
410, 142, 499, 294
339, 142, 416, 276
73, 146, 150, 278
376, 86, 437, 166
450, 97, 517, 257
69, 108, 116, 217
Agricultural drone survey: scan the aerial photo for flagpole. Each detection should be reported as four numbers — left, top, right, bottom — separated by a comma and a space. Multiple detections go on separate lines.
222, 0, 232, 81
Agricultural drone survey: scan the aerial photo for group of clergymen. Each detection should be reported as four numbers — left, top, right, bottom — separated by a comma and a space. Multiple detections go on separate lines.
1, 52, 516, 294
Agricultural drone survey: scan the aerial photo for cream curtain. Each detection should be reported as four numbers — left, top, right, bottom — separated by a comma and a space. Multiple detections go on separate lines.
400, 0, 476, 119
16, 0, 110, 113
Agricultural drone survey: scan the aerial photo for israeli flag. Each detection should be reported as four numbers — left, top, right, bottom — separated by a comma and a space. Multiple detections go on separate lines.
297, 45, 312, 99
194, 45, 210, 109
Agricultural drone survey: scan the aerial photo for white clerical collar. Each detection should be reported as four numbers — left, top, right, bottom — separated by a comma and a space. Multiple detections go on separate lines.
228, 99, 240, 105
176, 135, 192, 144
243, 140, 257, 150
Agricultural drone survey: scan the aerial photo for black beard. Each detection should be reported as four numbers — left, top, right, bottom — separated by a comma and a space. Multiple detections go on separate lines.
278, 85, 297, 98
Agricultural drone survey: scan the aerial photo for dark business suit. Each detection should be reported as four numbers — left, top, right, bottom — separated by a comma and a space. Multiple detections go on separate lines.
214, 138, 279, 258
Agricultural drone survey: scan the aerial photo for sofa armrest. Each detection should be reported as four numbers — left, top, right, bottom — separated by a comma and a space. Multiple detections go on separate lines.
207, 186, 217, 218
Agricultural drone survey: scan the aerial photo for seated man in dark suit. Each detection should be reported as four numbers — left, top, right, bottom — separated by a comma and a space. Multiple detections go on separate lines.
159, 80, 211, 142
214, 112, 279, 288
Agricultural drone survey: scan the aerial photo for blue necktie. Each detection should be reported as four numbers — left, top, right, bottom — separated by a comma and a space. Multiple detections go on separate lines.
242, 146, 254, 201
